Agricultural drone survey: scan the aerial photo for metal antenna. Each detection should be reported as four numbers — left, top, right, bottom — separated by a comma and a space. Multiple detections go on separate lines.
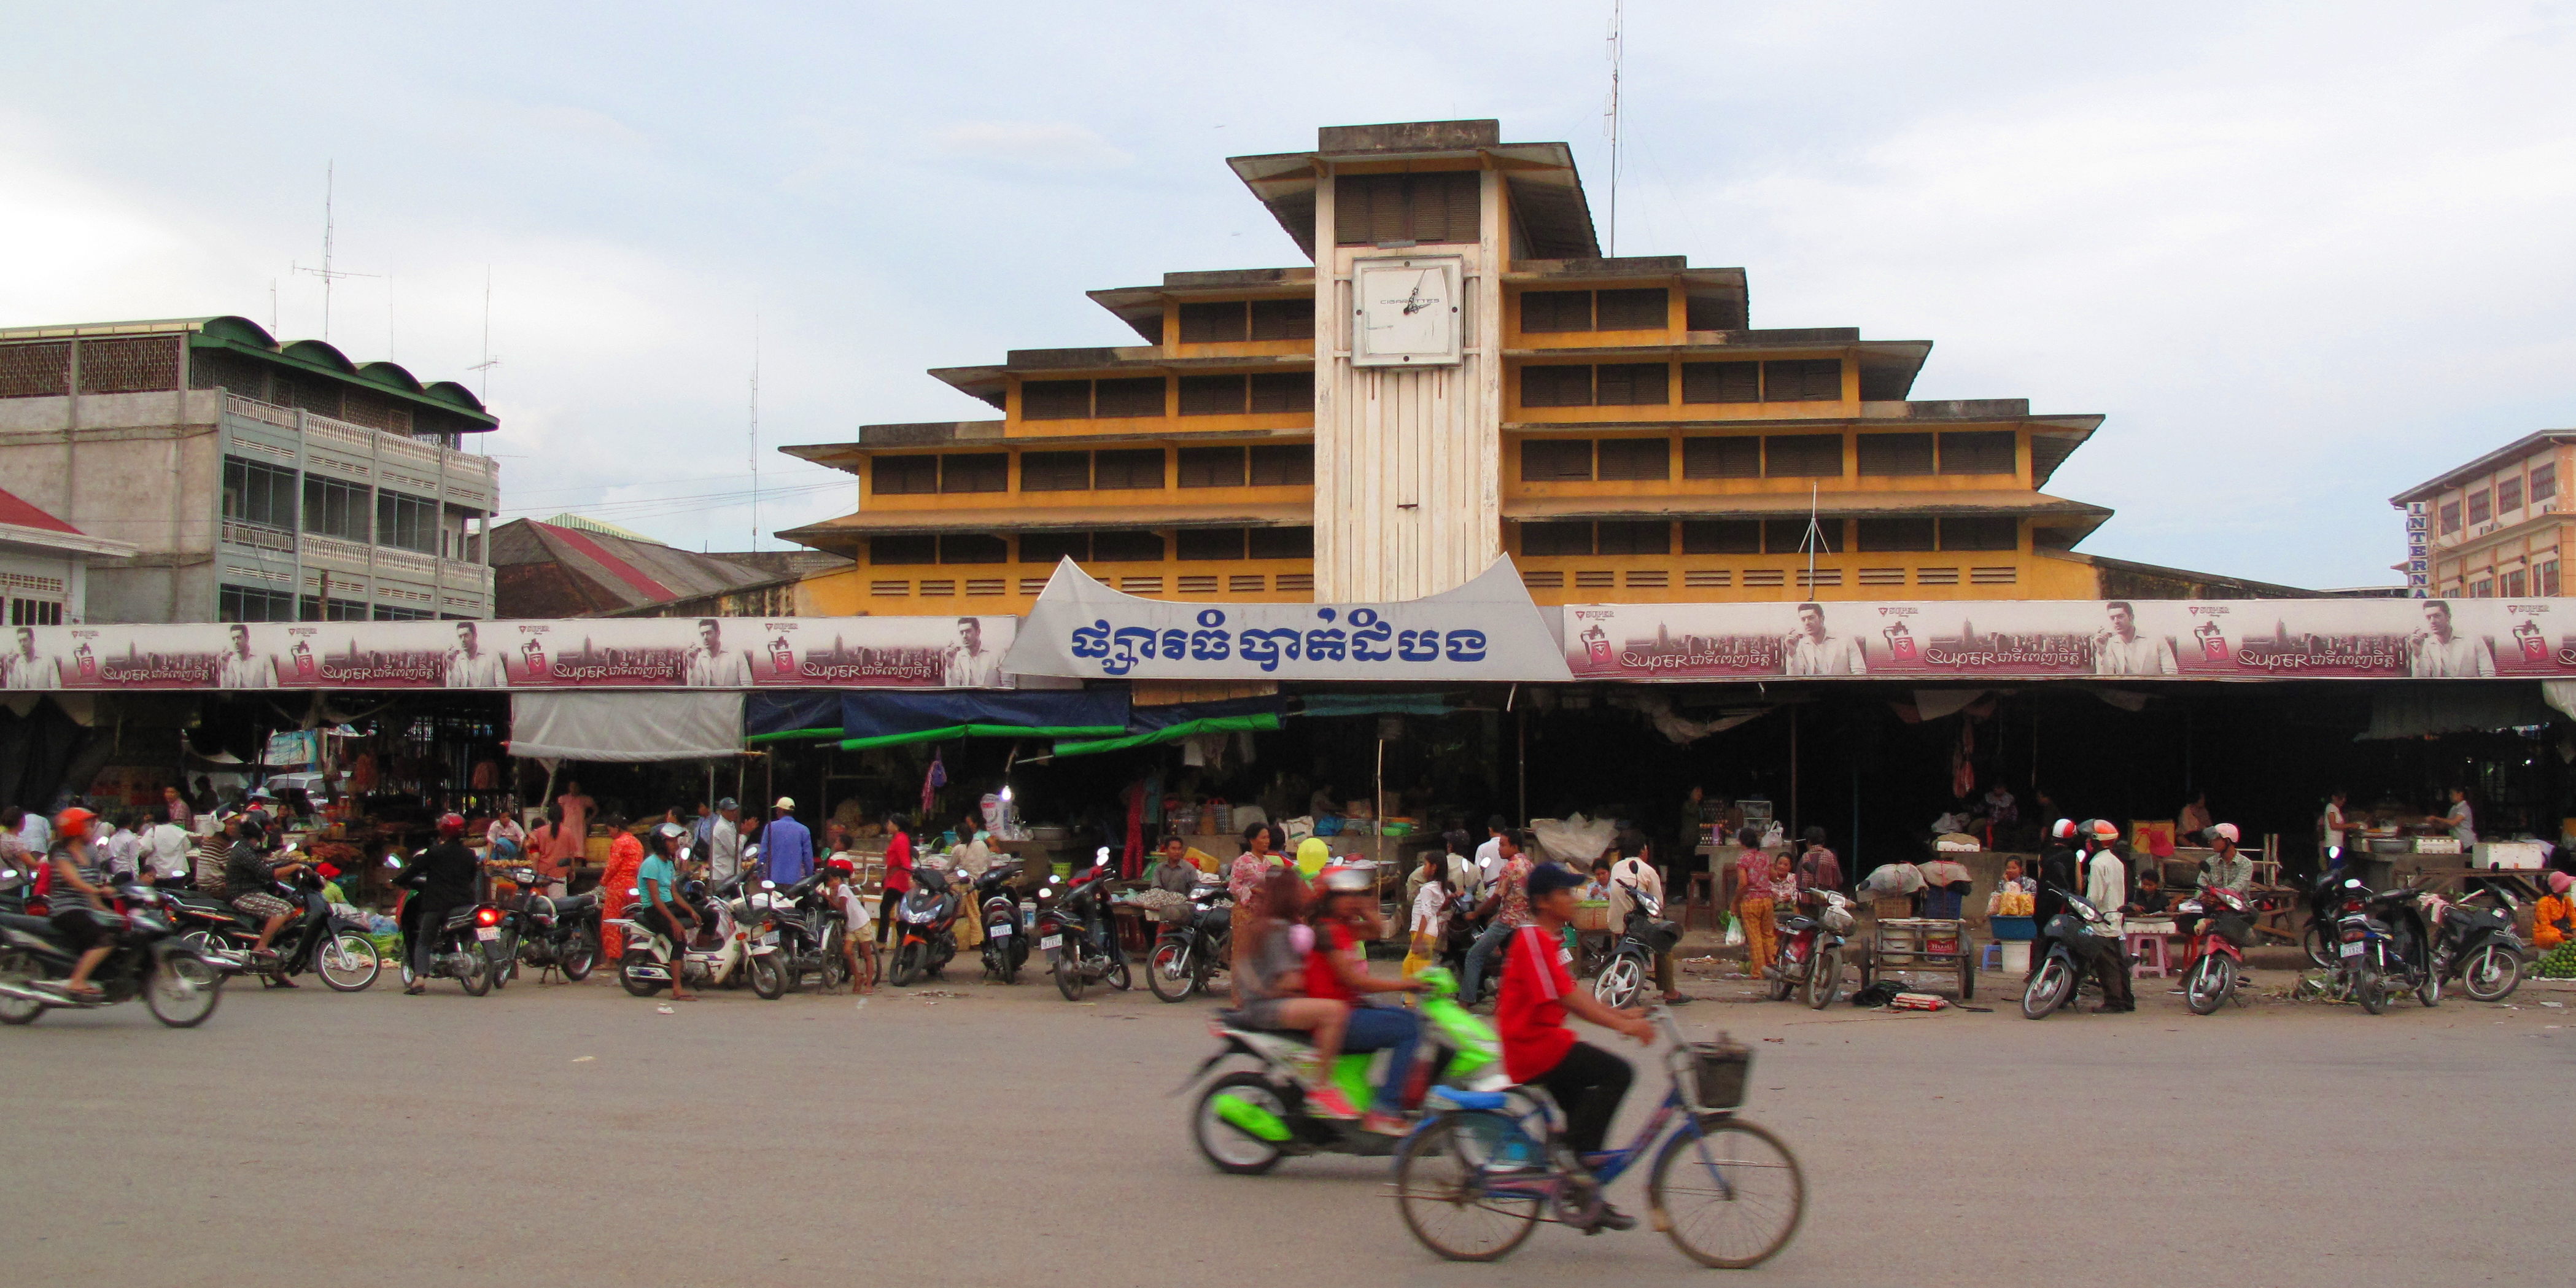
292, 161, 377, 341
748, 312, 762, 551
1604, 0, 1623, 258
468, 266, 501, 398
1804, 483, 1825, 590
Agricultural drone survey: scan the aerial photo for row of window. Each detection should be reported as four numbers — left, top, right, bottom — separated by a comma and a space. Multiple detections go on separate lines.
6, 597, 63, 626
872, 444, 1316, 496
1022, 373, 1314, 421
1519, 516, 2018, 558
222, 456, 452, 555
2449, 561, 2562, 599
866, 527, 1317, 567
1176, 299, 1315, 344
1521, 431, 2017, 483
1521, 359, 1844, 408
217, 585, 436, 623
2439, 462, 2558, 534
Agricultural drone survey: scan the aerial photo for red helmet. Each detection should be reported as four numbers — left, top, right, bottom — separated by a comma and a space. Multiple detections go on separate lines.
435, 813, 467, 837
54, 807, 96, 837
2049, 818, 2077, 841
825, 856, 856, 876
2087, 819, 2120, 842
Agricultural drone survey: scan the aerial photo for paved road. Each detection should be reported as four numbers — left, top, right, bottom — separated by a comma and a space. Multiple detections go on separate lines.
1, 961, 2567, 1287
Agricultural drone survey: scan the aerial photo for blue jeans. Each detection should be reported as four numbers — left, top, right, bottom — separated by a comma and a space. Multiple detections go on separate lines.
1341, 1004, 1421, 1113
1461, 918, 1516, 1004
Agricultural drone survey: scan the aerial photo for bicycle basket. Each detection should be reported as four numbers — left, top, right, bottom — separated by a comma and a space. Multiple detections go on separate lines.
1676, 1036, 1753, 1111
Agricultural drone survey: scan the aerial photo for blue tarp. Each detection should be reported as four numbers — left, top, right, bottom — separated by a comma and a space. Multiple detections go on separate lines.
839, 689, 1131, 740
745, 691, 842, 739
1128, 694, 1285, 731
1295, 694, 1452, 719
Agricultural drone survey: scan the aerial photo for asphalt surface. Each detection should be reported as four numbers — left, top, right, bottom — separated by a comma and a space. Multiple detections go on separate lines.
1, 959, 2568, 1287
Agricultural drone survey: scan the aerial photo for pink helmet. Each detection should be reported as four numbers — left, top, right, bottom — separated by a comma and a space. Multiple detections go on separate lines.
2550, 871, 2572, 896
2210, 823, 2240, 844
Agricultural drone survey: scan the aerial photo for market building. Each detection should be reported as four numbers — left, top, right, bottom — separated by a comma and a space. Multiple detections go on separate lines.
2389, 429, 2572, 600
780, 118, 2267, 616
0, 316, 500, 623
489, 516, 846, 619
0, 484, 137, 625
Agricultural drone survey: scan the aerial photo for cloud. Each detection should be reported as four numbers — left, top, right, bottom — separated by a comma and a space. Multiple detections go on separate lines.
928, 120, 1133, 172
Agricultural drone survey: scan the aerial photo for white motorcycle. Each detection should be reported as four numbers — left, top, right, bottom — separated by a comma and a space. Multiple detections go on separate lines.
607, 846, 786, 999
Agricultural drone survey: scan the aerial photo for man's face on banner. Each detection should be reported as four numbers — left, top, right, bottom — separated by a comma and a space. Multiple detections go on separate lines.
455, 622, 478, 654
229, 625, 252, 657
2424, 602, 2453, 640
1797, 606, 1825, 640
700, 621, 722, 653
2106, 603, 2136, 638
956, 618, 981, 653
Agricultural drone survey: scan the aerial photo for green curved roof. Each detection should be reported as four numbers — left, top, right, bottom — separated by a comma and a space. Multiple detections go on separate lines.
190, 316, 495, 428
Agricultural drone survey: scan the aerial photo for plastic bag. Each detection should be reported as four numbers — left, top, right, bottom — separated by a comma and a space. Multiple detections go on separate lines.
1723, 914, 1745, 947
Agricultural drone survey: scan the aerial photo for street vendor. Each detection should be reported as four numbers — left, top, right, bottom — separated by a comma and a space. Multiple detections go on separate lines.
2537, 872, 2573, 952
2198, 824, 2254, 892
1608, 848, 1690, 1005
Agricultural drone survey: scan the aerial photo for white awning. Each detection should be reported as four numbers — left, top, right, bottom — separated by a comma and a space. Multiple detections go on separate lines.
509, 692, 743, 762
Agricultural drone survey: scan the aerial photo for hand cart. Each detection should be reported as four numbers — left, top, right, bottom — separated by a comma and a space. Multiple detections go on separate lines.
1858, 916, 1976, 1000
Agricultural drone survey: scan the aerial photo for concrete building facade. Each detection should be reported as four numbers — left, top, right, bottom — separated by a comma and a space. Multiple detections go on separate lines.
2390, 430, 2573, 600
0, 317, 500, 622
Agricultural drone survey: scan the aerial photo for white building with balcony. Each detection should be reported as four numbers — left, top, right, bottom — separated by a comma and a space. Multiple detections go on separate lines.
0, 317, 499, 622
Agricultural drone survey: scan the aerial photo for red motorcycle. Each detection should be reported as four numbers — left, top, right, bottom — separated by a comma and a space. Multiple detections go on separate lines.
2175, 885, 2254, 1015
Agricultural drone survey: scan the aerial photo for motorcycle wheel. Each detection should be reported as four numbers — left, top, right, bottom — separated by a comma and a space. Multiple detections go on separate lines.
146, 954, 223, 1028
1804, 946, 1841, 1010
2302, 920, 2335, 971
2461, 944, 2524, 1002
2021, 957, 2073, 1020
1764, 959, 1795, 1003
561, 931, 598, 983
0, 950, 46, 1025
1003, 935, 1025, 985
2184, 954, 2233, 1015
456, 947, 491, 997
890, 942, 923, 988
2416, 969, 2442, 1008
618, 951, 665, 997
1053, 945, 1086, 1001
316, 931, 381, 992
1595, 954, 1644, 1009
1107, 953, 1132, 992
749, 953, 786, 1000
1149, 940, 1197, 1003
2354, 961, 2388, 1014
1192, 1072, 1289, 1175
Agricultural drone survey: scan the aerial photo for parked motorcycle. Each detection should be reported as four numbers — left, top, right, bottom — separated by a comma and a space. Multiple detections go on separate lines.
1186, 966, 1503, 1174
1593, 879, 1683, 1009
2334, 878, 2441, 1013
886, 867, 963, 987
609, 875, 787, 999
975, 864, 1030, 985
750, 873, 845, 993
164, 861, 376, 991
2303, 850, 2356, 969
2021, 888, 2128, 1019
495, 868, 600, 985
2175, 885, 2255, 1015
2436, 885, 2525, 1002
0, 879, 225, 1026
1040, 849, 1128, 1001
1147, 877, 1233, 1003
1770, 889, 1857, 1009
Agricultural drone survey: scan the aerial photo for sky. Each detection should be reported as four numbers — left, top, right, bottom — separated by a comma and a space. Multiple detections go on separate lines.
4, 1, 2572, 588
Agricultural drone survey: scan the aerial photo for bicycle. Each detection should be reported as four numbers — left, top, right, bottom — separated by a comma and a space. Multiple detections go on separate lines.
1391, 1010, 1804, 1268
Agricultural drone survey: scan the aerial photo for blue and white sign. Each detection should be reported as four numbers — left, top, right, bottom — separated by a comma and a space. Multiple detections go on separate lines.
1006, 558, 1573, 681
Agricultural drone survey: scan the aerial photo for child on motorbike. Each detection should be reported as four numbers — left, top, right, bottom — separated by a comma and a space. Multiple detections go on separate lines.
1309, 864, 1431, 1135
1238, 867, 1357, 1117
818, 856, 877, 994
1403, 852, 1448, 979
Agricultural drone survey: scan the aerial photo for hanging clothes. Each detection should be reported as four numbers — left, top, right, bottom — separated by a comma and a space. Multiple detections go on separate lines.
921, 753, 947, 818
1120, 778, 1147, 879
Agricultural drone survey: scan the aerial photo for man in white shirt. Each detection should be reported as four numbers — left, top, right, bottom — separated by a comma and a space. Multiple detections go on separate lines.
685, 619, 755, 687
942, 617, 1004, 688
2320, 789, 2349, 856
2078, 820, 2134, 1012
145, 812, 195, 886
7, 627, 57, 689
1471, 815, 1508, 901
2408, 600, 2497, 678
1608, 851, 1689, 1004
18, 808, 52, 855
1783, 602, 1866, 676
2093, 600, 2178, 676
707, 798, 744, 886
444, 621, 509, 688
2445, 788, 2477, 845
216, 624, 274, 689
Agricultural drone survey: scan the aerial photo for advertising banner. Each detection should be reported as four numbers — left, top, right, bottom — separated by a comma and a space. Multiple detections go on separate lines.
0, 615, 1015, 692
1564, 596, 2565, 682
1008, 558, 1573, 682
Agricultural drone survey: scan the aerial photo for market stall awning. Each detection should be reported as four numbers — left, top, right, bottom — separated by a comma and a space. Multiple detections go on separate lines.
742, 688, 1133, 751
1052, 695, 1287, 756
511, 692, 745, 762
2361, 683, 2556, 740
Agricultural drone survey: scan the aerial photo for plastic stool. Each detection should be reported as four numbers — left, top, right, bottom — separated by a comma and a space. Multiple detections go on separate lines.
1979, 942, 2003, 972
2125, 932, 2171, 979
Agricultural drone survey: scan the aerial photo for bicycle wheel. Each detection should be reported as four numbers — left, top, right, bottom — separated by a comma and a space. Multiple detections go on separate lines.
316, 931, 381, 991
1650, 1119, 1806, 1270
1394, 1112, 1543, 1262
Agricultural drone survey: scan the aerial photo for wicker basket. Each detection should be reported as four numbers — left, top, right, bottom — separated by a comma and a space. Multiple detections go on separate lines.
1570, 901, 1612, 933
1676, 1036, 1753, 1111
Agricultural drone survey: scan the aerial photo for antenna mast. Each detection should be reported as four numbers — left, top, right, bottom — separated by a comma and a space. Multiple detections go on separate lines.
292, 162, 376, 342
1604, 0, 1624, 258
468, 267, 500, 456
748, 314, 762, 551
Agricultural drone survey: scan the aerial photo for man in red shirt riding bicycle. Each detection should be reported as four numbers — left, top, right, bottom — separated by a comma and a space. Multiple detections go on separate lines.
1499, 858, 1657, 1232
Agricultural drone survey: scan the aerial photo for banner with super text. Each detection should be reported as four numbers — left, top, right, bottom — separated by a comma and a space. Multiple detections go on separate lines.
0, 615, 1015, 691
1563, 597, 2567, 681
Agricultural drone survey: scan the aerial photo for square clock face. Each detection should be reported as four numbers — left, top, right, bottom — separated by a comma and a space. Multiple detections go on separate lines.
1351, 257, 1462, 367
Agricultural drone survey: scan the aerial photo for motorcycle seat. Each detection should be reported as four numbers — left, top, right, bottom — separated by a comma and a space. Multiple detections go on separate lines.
1215, 1007, 1306, 1036
546, 891, 599, 914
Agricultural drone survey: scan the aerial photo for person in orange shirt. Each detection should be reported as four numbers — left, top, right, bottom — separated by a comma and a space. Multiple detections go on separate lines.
595, 813, 643, 960
2537, 872, 2574, 952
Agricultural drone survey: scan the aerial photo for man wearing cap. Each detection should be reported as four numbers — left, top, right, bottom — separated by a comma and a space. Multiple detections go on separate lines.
1499, 860, 1658, 1232
2079, 821, 2134, 1012
707, 799, 745, 888
2198, 824, 2254, 894
765, 797, 813, 887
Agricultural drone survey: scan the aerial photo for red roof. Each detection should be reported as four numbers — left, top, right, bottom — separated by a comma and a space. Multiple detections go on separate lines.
530, 521, 677, 602
0, 487, 82, 536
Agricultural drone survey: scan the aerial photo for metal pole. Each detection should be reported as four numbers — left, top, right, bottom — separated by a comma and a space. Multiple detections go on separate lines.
1788, 704, 1801, 842
1515, 710, 1527, 826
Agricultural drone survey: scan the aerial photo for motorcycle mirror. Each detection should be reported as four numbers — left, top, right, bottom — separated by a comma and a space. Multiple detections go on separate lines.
678, 847, 693, 862
384, 853, 404, 868
762, 880, 777, 890
2325, 846, 2341, 861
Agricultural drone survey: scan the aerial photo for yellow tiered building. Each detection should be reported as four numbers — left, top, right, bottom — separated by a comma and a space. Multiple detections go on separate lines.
785, 120, 2282, 613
